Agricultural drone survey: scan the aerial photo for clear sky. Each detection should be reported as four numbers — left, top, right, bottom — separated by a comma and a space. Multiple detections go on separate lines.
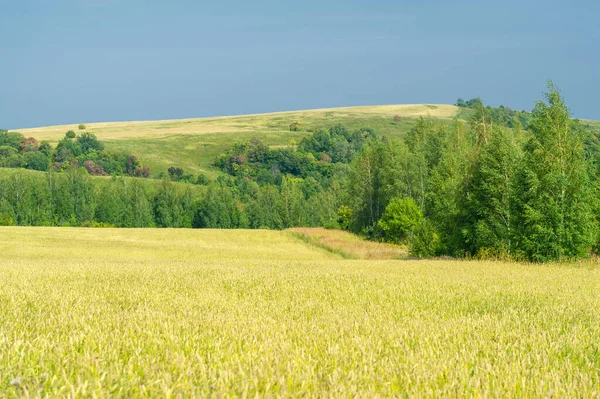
1, 0, 598, 129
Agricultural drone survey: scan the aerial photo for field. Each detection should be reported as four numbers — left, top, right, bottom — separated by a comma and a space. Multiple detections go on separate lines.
10, 105, 461, 178
1, 227, 599, 397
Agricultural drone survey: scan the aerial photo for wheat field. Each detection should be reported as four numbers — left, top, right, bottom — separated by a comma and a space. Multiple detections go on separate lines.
1, 227, 599, 397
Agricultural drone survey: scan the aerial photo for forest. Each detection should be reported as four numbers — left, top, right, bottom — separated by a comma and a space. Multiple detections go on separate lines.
1, 84, 599, 262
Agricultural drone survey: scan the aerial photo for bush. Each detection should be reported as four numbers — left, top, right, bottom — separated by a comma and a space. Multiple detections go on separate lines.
377, 196, 422, 243
24, 151, 49, 171
0, 146, 24, 168
133, 166, 151, 178
322, 218, 340, 230
65, 130, 76, 139
337, 205, 352, 230
195, 173, 210, 185
408, 219, 440, 258
19, 137, 39, 153
0, 199, 16, 226
0, 130, 24, 149
289, 122, 302, 132
78, 124, 86, 130
77, 132, 104, 153
168, 166, 184, 181
83, 160, 108, 176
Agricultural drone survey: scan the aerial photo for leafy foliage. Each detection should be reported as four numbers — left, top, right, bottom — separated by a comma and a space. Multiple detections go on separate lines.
377, 196, 422, 243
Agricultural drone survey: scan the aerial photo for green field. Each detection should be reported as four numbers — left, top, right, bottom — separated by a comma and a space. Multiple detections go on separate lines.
11, 105, 461, 178
1, 227, 599, 397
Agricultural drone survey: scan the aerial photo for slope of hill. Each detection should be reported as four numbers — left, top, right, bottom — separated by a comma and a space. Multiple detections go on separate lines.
10, 104, 461, 178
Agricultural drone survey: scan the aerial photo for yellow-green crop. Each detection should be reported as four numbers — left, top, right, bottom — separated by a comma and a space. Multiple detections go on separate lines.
1, 227, 599, 397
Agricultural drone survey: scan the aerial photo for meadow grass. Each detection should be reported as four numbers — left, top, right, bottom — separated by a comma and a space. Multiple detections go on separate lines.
1, 227, 599, 397
9, 105, 461, 177
12, 105, 459, 141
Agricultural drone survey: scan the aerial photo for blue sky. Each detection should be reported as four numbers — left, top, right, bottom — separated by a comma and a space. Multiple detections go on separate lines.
1, 0, 598, 129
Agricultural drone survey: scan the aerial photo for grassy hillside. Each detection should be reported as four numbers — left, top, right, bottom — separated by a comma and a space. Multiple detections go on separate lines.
1, 227, 599, 396
11, 105, 461, 178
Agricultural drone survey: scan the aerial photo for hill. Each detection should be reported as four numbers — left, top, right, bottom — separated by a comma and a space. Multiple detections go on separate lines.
10, 104, 461, 178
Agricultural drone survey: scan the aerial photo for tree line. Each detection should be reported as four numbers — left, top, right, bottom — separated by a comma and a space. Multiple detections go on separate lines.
346, 84, 599, 261
0, 169, 341, 230
1, 83, 598, 262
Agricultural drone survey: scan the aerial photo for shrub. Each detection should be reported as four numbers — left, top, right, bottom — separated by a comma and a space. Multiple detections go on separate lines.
77, 132, 104, 153
195, 173, 210, 185
24, 151, 49, 171
289, 122, 303, 132
0, 130, 24, 149
0, 146, 23, 168
337, 205, 352, 230
408, 219, 440, 258
0, 199, 16, 226
134, 166, 151, 178
168, 166, 184, 181
322, 218, 341, 230
19, 137, 39, 153
65, 130, 76, 139
83, 160, 108, 176
78, 124, 86, 130
377, 196, 422, 243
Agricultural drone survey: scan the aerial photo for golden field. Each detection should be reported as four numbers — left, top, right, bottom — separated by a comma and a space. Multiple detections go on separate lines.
0, 227, 599, 397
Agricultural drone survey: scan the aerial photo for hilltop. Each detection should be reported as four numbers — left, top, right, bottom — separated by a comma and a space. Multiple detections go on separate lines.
10, 104, 461, 178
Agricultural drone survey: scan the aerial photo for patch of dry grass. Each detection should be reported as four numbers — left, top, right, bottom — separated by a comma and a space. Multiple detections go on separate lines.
288, 227, 408, 259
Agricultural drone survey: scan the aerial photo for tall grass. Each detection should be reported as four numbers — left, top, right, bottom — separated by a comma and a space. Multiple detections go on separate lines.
288, 227, 407, 259
1, 227, 599, 397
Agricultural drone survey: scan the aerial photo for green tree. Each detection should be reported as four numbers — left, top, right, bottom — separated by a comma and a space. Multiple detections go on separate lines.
24, 151, 50, 171
512, 83, 595, 261
0, 198, 16, 226
0, 130, 24, 149
65, 167, 95, 225
347, 143, 386, 234
246, 185, 283, 229
193, 183, 246, 228
408, 219, 440, 258
377, 196, 422, 243
77, 132, 104, 154
461, 126, 519, 256
404, 117, 435, 209
280, 175, 305, 227
426, 119, 473, 255
153, 179, 193, 228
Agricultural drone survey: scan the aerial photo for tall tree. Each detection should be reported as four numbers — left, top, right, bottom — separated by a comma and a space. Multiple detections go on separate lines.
461, 125, 520, 256
347, 143, 386, 234
512, 83, 595, 261
426, 119, 473, 255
